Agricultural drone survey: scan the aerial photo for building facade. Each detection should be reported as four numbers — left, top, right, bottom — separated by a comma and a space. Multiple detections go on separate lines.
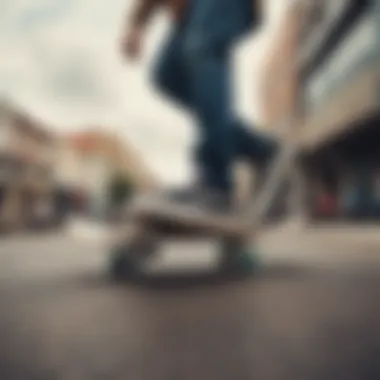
257, 0, 380, 220
55, 129, 156, 219
0, 100, 56, 230
259, 1, 306, 136
296, 0, 380, 219
299, 0, 380, 149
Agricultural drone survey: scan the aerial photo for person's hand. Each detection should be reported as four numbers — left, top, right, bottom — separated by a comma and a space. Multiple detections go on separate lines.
121, 26, 144, 60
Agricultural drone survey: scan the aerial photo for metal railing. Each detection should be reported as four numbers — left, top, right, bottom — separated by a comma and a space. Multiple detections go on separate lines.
248, 0, 339, 230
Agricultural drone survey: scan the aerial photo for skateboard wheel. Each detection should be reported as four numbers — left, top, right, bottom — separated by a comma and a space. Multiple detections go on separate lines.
231, 249, 260, 275
109, 244, 139, 280
109, 228, 158, 281
220, 238, 260, 276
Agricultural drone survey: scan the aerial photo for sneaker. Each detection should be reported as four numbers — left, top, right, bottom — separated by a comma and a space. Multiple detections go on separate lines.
127, 183, 240, 227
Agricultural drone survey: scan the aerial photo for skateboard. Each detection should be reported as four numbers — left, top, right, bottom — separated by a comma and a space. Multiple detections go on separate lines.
108, 133, 300, 281
109, 199, 260, 280
108, 0, 313, 280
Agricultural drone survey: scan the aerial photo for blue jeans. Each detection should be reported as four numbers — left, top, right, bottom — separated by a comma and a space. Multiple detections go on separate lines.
153, 0, 277, 192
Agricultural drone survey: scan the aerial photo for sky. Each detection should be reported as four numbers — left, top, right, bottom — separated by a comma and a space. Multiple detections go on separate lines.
0, 0, 287, 184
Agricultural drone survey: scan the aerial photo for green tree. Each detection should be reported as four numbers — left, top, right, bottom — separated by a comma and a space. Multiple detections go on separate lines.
108, 173, 135, 206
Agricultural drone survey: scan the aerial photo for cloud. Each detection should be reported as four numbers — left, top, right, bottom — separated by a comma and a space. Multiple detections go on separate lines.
0, 0, 128, 123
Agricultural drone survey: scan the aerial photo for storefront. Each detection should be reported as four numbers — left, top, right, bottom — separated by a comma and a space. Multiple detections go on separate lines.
298, 0, 380, 220
0, 155, 56, 231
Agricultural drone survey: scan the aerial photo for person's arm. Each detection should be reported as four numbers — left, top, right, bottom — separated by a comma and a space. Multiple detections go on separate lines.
122, 0, 161, 60
129, 0, 161, 30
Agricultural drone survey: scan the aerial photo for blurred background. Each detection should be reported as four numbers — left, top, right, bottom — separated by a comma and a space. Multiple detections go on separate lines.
1, 0, 379, 233
0, 0, 300, 234
1, 0, 380, 379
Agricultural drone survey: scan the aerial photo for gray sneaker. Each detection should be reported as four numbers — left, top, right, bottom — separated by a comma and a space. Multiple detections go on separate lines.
127, 183, 237, 224
167, 184, 233, 213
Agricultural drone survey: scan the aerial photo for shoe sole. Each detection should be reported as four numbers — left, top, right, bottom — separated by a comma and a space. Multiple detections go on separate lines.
127, 199, 251, 237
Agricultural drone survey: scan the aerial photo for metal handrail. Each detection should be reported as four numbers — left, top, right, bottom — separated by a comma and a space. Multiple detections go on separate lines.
247, 0, 337, 229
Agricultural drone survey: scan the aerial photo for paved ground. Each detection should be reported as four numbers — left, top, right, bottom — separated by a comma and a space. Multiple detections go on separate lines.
0, 231, 380, 380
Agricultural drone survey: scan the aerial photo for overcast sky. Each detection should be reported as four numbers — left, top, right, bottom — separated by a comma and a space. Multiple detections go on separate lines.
0, 0, 287, 184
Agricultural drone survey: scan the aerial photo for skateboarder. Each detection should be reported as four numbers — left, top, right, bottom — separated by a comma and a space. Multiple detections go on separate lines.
121, 0, 277, 216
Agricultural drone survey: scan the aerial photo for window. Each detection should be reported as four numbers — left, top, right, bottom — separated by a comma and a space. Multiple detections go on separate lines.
299, 0, 356, 64
305, 11, 377, 111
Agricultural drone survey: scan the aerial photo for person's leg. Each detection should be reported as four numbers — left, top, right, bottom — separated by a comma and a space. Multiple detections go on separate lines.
184, 0, 278, 194
152, 11, 276, 174
179, 0, 238, 193
184, 46, 234, 192
152, 24, 191, 108
232, 120, 278, 165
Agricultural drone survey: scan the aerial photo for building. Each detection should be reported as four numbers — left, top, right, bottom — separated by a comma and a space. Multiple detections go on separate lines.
55, 129, 156, 218
0, 99, 56, 230
258, 1, 306, 136
299, 0, 379, 148
294, 0, 380, 220
256, 0, 380, 220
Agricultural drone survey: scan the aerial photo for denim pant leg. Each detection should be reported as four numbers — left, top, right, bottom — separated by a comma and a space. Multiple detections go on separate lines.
152, 25, 190, 107
182, 0, 266, 191
233, 121, 278, 165
152, 27, 226, 186
152, 1, 277, 190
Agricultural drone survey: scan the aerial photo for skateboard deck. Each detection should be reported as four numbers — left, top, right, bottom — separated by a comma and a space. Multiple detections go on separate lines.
126, 196, 250, 238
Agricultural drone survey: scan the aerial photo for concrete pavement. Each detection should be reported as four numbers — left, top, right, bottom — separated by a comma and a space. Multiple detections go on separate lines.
65, 216, 380, 268
257, 223, 380, 267
0, 232, 380, 379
